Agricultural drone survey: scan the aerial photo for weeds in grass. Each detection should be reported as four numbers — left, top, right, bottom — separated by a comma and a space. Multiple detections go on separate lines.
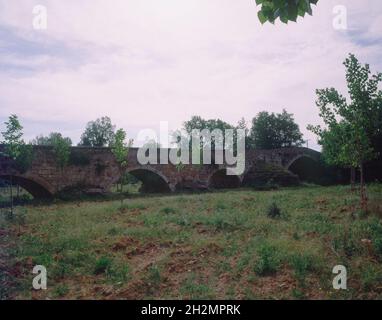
119, 203, 129, 212
173, 214, 191, 227
160, 207, 176, 214
289, 253, 314, 286
53, 284, 69, 297
119, 202, 147, 212
108, 227, 119, 236
94, 256, 112, 275
207, 216, 233, 231
146, 265, 161, 286
332, 229, 359, 258
181, 273, 214, 299
5, 184, 382, 299
215, 201, 227, 211
292, 232, 300, 240
108, 263, 130, 283
367, 218, 382, 258
254, 243, 281, 276
291, 288, 306, 299
267, 202, 282, 219
360, 263, 382, 290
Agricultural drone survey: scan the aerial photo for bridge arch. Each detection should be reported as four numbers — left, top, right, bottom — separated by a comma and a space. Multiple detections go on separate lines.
0, 174, 54, 199
126, 166, 172, 193
286, 155, 323, 183
208, 168, 241, 189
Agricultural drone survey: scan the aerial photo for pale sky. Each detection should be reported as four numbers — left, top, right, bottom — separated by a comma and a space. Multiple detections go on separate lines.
0, 0, 381, 149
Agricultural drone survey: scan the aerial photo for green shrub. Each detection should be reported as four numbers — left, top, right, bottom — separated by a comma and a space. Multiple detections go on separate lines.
289, 253, 314, 286
94, 256, 112, 275
267, 202, 281, 219
254, 243, 280, 276
160, 207, 176, 214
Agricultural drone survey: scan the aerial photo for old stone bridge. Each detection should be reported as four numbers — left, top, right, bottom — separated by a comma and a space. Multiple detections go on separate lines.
0, 145, 321, 198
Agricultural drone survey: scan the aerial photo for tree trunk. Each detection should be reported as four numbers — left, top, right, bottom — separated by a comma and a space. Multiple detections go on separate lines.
10, 175, 13, 216
350, 167, 356, 191
359, 163, 367, 212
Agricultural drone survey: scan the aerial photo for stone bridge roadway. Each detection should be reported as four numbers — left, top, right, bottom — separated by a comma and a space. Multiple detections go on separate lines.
0, 145, 321, 198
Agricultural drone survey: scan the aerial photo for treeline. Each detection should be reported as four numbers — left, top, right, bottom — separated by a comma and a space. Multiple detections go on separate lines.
0, 110, 304, 175
25, 110, 305, 151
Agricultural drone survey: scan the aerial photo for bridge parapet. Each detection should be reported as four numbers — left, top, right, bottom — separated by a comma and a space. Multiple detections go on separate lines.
0, 145, 320, 198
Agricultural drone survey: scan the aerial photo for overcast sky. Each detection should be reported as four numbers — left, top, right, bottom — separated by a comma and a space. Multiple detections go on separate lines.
0, 0, 381, 149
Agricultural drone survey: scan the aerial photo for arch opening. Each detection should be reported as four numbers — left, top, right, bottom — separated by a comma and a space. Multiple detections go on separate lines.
127, 169, 171, 193
209, 169, 241, 189
288, 156, 324, 183
0, 175, 52, 200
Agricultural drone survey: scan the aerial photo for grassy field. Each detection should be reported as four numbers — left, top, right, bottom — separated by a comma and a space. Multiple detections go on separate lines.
1, 184, 382, 300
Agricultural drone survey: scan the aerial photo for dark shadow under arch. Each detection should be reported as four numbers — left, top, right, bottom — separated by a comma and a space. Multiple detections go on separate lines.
127, 168, 171, 193
0, 175, 53, 199
288, 156, 324, 183
209, 169, 241, 189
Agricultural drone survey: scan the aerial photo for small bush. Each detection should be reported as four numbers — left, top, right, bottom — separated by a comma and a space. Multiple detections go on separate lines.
160, 207, 176, 214
254, 243, 280, 276
267, 202, 282, 219
94, 256, 112, 275
289, 253, 314, 286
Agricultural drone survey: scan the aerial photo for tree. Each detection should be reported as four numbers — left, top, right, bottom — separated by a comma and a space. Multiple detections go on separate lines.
1, 115, 23, 161
308, 54, 382, 211
110, 128, 132, 196
49, 134, 71, 195
256, 0, 319, 24
79, 116, 115, 147
183, 116, 236, 150
52, 136, 71, 170
32, 132, 72, 146
1, 115, 34, 214
249, 109, 304, 149
181, 116, 244, 165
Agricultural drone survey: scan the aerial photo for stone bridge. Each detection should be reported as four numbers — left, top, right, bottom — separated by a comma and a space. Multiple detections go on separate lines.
0, 145, 321, 198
